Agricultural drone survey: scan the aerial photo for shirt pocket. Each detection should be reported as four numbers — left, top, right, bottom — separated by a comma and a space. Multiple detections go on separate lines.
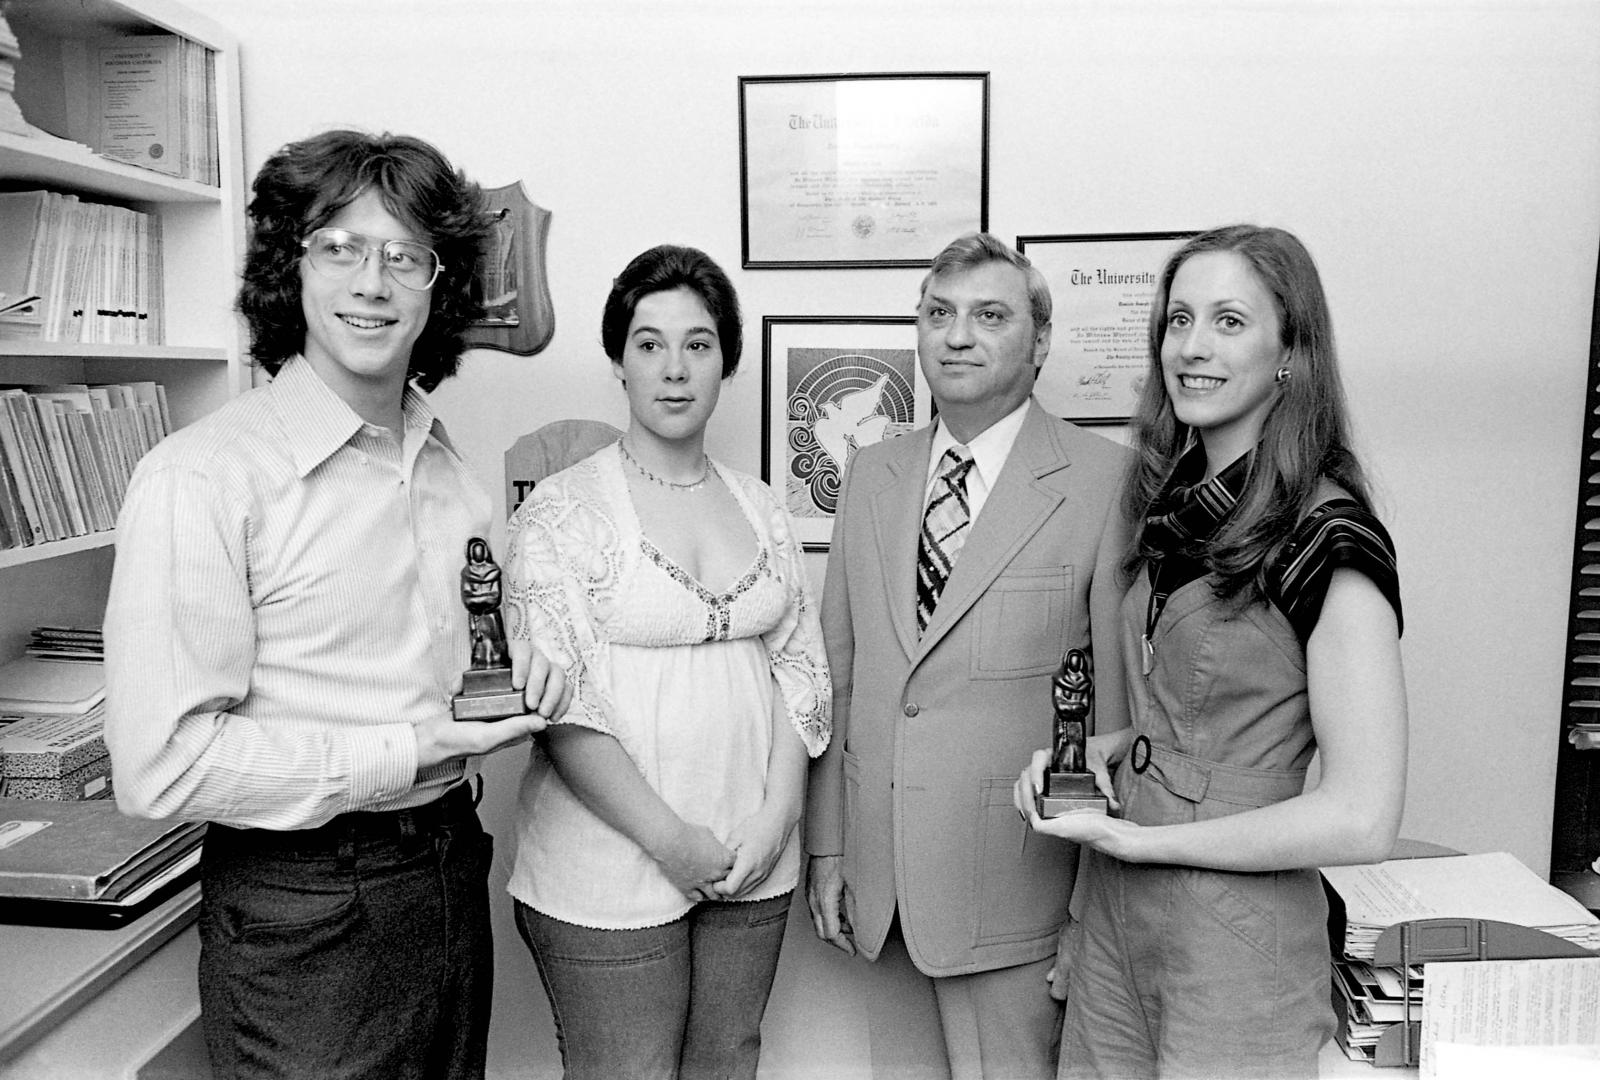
971, 566, 1073, 679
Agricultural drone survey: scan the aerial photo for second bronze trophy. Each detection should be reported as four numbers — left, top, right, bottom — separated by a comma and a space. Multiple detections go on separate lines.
1034, 648, 1108, 817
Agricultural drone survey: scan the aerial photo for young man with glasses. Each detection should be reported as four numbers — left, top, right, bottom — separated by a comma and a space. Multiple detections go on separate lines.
104, 130, 570, 1080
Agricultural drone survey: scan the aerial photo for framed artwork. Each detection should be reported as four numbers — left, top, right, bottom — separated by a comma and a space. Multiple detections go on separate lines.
762, 315, 928, 551
1017, 231, 1196, 424
465, 182, 555, 356
739, 72, 989, 268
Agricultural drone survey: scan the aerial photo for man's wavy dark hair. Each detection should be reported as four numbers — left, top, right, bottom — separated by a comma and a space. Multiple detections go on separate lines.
237, 130, 490, 392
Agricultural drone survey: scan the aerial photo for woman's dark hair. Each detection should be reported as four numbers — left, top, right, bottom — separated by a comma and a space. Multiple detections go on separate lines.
237, 129, 490, 392
600, 245, 742, 377
1124, 224, 1373, 599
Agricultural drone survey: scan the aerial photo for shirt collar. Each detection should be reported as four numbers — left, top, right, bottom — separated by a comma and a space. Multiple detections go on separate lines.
269, 356, 446, 477
928, 397, 1031, 490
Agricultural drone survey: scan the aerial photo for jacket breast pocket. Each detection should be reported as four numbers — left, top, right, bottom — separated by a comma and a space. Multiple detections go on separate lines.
972, 566, 1072, 679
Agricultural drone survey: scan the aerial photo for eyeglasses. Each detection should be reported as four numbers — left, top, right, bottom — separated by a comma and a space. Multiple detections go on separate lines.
299, 228, 442, 291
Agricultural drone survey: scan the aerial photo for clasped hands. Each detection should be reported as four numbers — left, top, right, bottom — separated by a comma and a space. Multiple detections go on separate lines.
657, 807, 795, 903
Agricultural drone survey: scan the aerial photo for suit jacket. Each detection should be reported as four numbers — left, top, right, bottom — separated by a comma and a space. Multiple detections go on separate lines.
805, 399, 1131, 977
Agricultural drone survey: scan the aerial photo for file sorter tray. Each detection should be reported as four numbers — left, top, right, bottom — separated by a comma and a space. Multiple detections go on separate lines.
1357, 918, 1597, 1067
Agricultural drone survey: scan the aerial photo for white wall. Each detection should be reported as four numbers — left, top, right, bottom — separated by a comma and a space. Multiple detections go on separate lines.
195, 0, 1600, 1062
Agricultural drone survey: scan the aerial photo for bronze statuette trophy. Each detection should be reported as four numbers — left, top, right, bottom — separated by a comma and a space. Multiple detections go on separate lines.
1035, 647, 1109, 817
452, 537, 529, 721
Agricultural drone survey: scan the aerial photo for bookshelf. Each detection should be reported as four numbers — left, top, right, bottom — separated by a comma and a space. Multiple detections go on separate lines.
0, 0, 246, 661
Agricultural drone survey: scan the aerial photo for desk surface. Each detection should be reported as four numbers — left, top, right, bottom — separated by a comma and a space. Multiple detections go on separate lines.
0, 884, 199, 1065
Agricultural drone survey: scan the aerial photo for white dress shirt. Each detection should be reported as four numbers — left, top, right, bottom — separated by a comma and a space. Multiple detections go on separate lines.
105, 357, 491, 830
923, 398, 1032, 523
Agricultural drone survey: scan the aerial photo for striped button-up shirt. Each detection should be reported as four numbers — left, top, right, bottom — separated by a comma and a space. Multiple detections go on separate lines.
105, 357, 491, 829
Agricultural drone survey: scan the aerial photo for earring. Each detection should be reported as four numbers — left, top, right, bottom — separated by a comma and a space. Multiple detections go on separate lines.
1275, 366, 1292, 384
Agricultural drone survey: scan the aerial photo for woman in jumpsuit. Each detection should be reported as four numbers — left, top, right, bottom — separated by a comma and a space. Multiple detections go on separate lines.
1017, 224, 1407, 1079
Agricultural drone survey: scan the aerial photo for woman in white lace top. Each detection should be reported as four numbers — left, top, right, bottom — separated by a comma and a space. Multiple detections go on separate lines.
504, 245, 831, 1080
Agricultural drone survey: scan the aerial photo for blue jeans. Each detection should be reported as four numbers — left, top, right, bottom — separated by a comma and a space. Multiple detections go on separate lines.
515, 892, 793, 1080
198, 783, 494, 1080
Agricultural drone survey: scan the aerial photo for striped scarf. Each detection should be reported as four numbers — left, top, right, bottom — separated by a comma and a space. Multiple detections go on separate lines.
1142, 446, 1254, 558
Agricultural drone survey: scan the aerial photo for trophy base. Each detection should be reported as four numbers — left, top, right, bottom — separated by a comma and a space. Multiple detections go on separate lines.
1036, 772, 1108, 818
452, 667, 528, 722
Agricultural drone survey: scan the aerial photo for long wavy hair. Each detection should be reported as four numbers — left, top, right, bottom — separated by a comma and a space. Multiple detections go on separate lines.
237, 129, 490, 392
1123, 225, 1372, 599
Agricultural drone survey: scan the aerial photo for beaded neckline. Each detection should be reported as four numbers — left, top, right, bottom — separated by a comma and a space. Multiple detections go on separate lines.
618, 440, 709, 492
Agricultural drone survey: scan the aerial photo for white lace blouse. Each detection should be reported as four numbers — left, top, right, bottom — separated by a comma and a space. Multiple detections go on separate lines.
504, 443, 830, 928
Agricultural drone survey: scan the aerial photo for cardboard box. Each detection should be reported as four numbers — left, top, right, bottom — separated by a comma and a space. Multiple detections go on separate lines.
0, 709, 106, 778
0, 754, 111, 800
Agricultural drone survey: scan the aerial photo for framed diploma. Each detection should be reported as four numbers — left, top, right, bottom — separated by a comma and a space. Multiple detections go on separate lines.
762, 315, 929, 551
739, 73, 989, 268
1017, 231, 1196, 424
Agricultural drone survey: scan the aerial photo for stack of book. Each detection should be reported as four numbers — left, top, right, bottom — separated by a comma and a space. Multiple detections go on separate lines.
0, 9, 26, 135
0, 381, 171, 549
0, 189, 166, 344
0, 798, 203, 927
84, 35, 218, 185
1322, 852, 1600, 1063
0, 655, 109, 802
25, 625, 104, 663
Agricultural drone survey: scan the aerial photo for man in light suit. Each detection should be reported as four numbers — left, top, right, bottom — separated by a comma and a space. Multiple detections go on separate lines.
806, 232, 1131, 1080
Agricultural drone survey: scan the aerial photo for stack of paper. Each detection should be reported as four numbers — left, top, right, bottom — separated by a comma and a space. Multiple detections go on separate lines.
0, 10, 27, 135
24, 625, 104, 663
0, 655, 105, 716
1323, 852, 1600, 961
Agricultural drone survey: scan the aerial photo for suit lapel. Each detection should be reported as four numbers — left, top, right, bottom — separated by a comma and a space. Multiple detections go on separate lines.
867, 425, 934, 661
915, 402, 1070, 659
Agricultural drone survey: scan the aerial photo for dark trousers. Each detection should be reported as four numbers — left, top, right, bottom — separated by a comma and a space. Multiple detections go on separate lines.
515, 892, 793, 1080
198, 783, 494, 1080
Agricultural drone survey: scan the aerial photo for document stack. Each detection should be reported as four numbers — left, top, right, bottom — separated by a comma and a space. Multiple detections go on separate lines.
0, 655, 109, 802
0, 799, 203, 927
87, 35, 218, 184
0, 9, 27, 135
24, 625, 104, 664
1322, 852, 1600, 1066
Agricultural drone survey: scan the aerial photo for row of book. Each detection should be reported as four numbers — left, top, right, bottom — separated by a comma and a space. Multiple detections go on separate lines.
0, 382, 170, 549
0, 189, 165, 345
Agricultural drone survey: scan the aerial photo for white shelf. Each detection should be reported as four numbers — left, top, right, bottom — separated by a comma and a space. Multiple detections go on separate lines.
0, 532, 116, 569
0, 342, 228, 362
0, 129, 221, 204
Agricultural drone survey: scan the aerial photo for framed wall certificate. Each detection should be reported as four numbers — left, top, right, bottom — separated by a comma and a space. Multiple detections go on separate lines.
761, 315, 928, 551
739, 73, 989, 269
1017, 231, 1196, 424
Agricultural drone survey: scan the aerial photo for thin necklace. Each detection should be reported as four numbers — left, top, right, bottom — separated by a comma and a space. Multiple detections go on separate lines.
618, 439, 710, 492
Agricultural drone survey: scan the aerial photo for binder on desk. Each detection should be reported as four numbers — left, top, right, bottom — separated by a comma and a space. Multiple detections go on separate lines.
1339, 918, 1598, 1068
0, 798, 201, 901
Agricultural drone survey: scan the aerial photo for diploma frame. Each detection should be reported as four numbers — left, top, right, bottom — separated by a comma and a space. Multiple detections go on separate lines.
1017, 231, 1197, 424
761, 315, 928, 551
739, 73, 990, 269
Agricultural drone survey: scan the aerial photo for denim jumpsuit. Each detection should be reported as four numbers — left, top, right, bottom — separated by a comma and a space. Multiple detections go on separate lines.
1060, 567, 1336, 1080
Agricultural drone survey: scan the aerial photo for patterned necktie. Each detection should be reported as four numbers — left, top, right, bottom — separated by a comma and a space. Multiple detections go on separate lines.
917, 445, 975, 635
